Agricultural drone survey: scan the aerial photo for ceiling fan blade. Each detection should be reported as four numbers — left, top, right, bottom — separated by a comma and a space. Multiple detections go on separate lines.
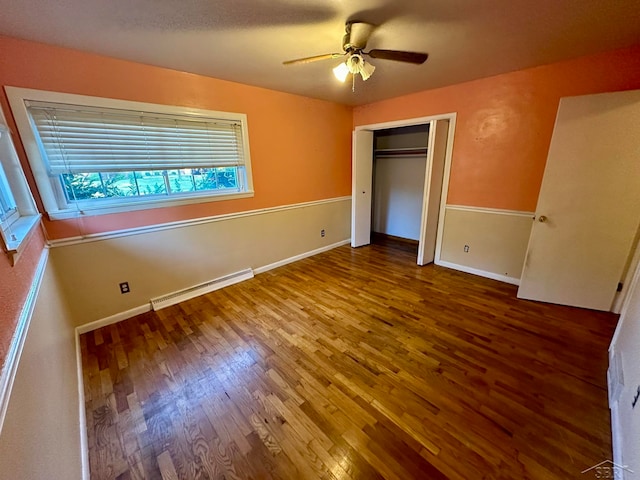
345, 21, 374, 50
283, 53, 344, 65
366, 49, 429, 64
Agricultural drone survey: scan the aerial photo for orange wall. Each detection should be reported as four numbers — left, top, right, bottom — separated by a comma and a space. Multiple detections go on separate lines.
354, 45, 640, 212
0, 228, 45, 369
0, 35, 353, 240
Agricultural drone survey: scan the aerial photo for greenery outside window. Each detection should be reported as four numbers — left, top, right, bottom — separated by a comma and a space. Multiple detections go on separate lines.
6, 87, 253, 219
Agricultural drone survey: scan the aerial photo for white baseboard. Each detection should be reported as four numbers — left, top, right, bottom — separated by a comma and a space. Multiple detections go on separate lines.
0, 247, 49, 434
75, 329, 90, 480
435, 259, 520, 286
76, 304, 152, 335
254, 239, 350, 275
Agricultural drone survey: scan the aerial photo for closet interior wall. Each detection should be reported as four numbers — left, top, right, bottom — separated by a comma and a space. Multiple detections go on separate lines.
372, 124, 430, 242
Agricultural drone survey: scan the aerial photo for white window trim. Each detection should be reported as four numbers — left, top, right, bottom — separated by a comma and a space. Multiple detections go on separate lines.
1, 214, 42, 265
5, 86, 254, 220
0, 120, 41, 266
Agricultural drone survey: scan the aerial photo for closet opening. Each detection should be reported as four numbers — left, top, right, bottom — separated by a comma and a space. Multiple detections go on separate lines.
352, 113, 455, 266
371, 124, 430, 258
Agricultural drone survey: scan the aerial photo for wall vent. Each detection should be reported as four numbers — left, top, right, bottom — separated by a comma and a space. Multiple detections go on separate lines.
150, 268, 254, 311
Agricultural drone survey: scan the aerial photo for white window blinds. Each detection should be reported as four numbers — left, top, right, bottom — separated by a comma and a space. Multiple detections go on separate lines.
26, 101, 246, 174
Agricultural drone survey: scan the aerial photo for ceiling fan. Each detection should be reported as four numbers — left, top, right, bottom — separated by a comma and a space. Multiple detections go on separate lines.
283, 21, 428, 89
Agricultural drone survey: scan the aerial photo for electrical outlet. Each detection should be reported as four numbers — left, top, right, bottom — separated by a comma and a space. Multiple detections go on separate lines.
321, 229, 325, 237
464, 245, 470, 253
119, 282, 130, 294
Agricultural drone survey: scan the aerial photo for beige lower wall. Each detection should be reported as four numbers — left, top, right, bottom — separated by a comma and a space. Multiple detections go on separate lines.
52, 198, 352, 326
0, 252, 82, 479
439, 206, 534, 282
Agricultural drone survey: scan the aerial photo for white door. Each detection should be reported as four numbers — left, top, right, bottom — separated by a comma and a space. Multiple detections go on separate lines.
418, 119, 449, 265
518, 89, 640, 311
351, 130, 373, 247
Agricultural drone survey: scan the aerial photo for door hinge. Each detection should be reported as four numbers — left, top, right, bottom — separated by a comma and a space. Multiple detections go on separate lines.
617, 282, 624, 292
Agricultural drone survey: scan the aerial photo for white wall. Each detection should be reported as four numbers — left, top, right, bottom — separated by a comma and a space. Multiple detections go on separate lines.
0, 253, 83, 479
610, 258, 640, 478
373, 155, 426, 240
438, 206, 534, 284
53, 198, 351, 325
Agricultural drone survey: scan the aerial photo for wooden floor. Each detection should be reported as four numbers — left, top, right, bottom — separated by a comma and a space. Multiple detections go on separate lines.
81, 243, 618, 480
370, 232, 419, 255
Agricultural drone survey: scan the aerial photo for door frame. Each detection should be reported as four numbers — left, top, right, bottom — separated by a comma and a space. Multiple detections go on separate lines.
612, 228, 640, 314
353, 113, 457, 265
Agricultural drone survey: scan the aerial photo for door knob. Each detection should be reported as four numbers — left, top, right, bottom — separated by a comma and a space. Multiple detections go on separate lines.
538, 215, 548, 223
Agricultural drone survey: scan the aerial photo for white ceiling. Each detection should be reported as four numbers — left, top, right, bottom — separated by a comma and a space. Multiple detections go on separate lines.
0, 0, 639, 106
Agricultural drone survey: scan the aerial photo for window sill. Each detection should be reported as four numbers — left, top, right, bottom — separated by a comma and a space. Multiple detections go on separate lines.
47, 190, 255, 220
2, 214, 42, 266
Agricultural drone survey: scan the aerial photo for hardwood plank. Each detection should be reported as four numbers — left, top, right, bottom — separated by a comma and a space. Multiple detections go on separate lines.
81, 243, 617, 479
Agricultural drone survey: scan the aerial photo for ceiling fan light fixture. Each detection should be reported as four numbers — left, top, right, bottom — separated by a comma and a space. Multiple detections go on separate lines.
332, 62, 350, 82
284, 20, 428, 90
360, 60, 375, 81
344, 53, 375, 81
333, 55, 374, 84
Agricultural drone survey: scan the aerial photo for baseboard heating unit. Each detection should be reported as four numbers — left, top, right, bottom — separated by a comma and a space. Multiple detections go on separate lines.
150, 268, 254, 310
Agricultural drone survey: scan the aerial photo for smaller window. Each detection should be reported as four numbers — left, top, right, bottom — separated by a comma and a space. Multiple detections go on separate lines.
0, 161, 18, 223
7, 87, 254, 219
0, 123, 40, 266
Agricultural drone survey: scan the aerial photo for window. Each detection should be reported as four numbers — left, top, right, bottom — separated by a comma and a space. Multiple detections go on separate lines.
0, 122, 40, 265
6, 87, 253, 219
0, 157, 18, 224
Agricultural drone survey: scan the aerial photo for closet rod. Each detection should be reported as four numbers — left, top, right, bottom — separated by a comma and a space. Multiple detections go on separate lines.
374, 147, 428, 157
